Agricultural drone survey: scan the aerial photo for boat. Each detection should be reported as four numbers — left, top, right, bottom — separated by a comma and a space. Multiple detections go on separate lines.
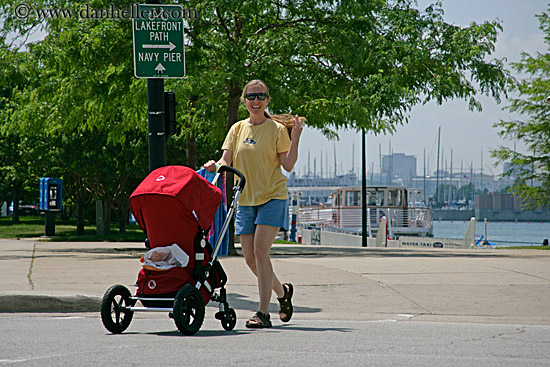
292, 185, 433, 238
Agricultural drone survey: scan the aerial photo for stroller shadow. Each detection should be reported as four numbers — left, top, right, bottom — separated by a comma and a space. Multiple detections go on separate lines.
135, 323, 353, 337
144, 329, 251, 337
222, 292, 322, 315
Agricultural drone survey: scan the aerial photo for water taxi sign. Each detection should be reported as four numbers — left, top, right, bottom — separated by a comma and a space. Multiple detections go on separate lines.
132, 4, 185, 78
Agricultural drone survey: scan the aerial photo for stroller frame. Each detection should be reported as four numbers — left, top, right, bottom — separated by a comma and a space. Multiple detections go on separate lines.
101, 166, 246, 335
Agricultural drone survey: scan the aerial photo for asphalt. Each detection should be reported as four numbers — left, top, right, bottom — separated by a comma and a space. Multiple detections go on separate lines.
1, 238, 550, 325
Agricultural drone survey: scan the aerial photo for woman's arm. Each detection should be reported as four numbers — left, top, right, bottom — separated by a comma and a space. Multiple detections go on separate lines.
279, 140, 299, 172
279, 115, 303, 172
204, 149, 233, 172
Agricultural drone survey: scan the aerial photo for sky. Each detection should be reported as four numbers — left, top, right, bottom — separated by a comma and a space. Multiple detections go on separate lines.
296, 0, 549, 179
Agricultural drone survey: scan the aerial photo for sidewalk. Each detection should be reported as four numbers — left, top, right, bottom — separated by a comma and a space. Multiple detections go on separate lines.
1, 238, 550, 325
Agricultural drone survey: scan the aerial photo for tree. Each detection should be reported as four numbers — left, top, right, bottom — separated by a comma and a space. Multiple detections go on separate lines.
492, 6, 550, 209
1, 1, 152, 233
183, 0, 508, 133
0, 38, 45, 222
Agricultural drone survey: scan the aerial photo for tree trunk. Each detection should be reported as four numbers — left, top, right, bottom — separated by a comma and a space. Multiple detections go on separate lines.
186, 135, 197, 168
186, 95, 198, 168
119, 213, 127, 234
225, 80, 242, 256
103, 201, 112, 235
115, 196, 129, 234
114, 195, 129, 234
76, 201, 85, 235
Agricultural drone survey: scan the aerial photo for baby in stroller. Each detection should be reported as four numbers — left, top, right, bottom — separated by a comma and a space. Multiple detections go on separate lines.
101, 165, 245, 335
141, 244, 190, 271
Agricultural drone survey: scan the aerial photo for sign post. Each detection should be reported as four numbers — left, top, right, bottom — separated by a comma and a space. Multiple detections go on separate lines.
133, 3, 186, 172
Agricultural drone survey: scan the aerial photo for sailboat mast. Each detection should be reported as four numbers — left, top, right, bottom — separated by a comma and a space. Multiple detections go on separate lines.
333, 144, 337, 177
436, 127, 441, 205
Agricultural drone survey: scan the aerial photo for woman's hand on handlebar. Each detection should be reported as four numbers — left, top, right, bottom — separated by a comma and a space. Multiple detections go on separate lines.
204, 160, 217, 173
204, 150, 233, 173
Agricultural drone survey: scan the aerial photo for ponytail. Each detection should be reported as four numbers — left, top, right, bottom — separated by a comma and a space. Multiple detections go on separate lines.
269, 113, 307, 139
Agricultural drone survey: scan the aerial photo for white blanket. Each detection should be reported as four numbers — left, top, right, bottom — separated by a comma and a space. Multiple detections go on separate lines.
141, 244, 189, 271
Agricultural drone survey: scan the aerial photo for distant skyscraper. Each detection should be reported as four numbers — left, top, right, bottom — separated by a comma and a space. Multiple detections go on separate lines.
382, 153, 417, 183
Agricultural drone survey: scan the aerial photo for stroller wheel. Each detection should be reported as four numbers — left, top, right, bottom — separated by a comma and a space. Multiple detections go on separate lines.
221, 308, 237, 331
101, 284, 134, 334
173, 285, 205, 335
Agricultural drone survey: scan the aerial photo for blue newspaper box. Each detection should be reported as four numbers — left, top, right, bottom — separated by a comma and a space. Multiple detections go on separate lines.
39, 178, 63, 212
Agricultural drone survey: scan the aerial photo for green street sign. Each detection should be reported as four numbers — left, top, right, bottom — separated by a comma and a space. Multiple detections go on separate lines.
132, 4, 185, 79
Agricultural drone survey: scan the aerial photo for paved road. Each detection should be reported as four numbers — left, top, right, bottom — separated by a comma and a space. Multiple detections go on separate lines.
1, 314, 549, 366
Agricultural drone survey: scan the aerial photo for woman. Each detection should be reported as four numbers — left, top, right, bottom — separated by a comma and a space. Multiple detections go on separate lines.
204, 79, 303, 328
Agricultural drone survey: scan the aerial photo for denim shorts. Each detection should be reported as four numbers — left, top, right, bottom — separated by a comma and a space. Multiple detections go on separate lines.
235, 199, 289, 235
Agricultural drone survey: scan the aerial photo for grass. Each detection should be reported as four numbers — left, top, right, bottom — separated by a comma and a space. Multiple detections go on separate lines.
273, 239, 297, 244
499, 246, 550, 250
0, 216, 146, 242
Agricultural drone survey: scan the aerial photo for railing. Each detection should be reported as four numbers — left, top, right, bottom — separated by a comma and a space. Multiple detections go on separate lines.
297, 206, 432, 234
297, 208, 333, 225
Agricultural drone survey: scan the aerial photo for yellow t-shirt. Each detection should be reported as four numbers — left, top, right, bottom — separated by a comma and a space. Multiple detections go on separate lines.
222, 118, 291, 206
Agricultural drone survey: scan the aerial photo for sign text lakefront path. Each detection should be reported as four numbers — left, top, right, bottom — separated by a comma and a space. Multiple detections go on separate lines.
132, 4, 186, 79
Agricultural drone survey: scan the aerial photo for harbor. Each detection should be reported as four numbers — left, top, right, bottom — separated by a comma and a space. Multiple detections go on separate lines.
296, 217, 549, 249
286, 142, 550, 249
432, 220, 550, 247
288, 176, 549, 249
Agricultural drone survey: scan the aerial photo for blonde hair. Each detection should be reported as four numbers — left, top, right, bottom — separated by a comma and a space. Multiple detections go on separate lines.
271, 114, 307, 138
242, 80, 306, 137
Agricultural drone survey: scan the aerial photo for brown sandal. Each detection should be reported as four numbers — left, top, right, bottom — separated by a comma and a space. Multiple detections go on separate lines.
278, 283, 294, 322
245, 311, 272, 328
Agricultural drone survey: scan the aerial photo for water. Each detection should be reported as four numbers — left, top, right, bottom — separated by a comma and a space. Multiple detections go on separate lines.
432, 220, 550, 247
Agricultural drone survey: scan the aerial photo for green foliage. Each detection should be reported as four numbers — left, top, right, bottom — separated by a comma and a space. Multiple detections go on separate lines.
492, 5, 550, 209
0, 0, 149, 233
183, 0, 509, 140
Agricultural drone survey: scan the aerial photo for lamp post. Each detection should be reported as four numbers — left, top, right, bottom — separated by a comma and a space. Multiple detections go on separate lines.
362, 128, 367, 247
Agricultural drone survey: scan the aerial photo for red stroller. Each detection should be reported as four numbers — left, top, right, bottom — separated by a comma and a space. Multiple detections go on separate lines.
100, 165, 245, 335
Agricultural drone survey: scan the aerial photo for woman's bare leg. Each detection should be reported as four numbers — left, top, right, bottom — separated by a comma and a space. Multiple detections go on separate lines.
240, 227, 285, 314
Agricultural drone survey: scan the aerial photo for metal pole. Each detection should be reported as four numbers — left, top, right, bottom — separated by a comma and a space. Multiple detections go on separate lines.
44, 211, 56, 237
290, 193, 298, 242
147, 79, 165, 172
362, 129, 367, 247
147, 0, 165, 173
436, 126, 441, 206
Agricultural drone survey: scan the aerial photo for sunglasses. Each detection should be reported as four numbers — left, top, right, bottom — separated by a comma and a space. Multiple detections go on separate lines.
244, 92, 267, 101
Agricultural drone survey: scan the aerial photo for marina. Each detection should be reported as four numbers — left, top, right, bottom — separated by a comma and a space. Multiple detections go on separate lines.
287, 161, 548, 248
433, 220, 550, 247
296, 217, 549, 248
289, 182, 549, 248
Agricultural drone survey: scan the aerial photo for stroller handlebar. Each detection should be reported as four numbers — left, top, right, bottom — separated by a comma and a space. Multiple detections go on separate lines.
217, 165, 246, 191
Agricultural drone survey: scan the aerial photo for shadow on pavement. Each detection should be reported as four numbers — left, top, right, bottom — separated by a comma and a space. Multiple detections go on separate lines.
223, 292, 322, 315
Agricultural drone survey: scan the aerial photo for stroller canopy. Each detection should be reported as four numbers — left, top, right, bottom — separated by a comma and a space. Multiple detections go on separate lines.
130, 166, 222, 246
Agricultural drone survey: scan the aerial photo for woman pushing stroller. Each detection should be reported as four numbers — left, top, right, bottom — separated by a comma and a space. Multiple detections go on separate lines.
204, 79, 304, 328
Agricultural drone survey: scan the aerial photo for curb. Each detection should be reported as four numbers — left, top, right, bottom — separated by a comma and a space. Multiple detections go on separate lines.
0, 294, 101, 313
